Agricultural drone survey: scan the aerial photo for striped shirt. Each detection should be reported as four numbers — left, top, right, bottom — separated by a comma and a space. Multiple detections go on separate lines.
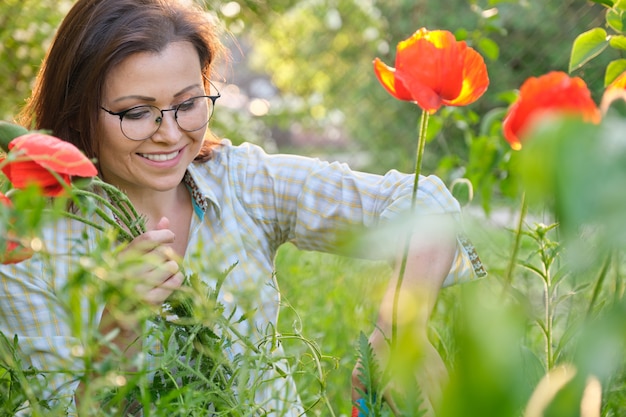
0, 139, 485, 414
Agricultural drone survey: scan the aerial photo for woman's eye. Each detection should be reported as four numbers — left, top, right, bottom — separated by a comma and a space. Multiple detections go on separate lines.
124, 106, 153, 120
177, 98, 197, 112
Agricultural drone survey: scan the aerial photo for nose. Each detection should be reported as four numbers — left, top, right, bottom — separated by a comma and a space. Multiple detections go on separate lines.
152, 109, 181, 143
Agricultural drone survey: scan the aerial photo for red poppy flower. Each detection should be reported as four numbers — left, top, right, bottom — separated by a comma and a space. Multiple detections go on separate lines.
373, 28, 489, 114
0, 133, 97, 196
0, 192, 34, 264
502, 71, 601, 150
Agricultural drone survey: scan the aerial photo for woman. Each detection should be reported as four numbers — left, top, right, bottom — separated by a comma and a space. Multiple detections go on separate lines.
0, 0, 485, 415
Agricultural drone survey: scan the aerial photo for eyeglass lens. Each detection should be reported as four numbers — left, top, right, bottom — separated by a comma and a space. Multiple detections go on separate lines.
120, 96, 214, 140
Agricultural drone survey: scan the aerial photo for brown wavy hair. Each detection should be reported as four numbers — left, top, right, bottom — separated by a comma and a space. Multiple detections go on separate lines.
18, 0, 223, 164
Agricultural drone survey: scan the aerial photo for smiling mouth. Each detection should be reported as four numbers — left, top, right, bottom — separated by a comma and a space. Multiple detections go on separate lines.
138, 150, 180, 162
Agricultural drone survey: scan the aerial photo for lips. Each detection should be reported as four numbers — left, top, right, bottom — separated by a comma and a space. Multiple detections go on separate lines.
137, 149, 180, 162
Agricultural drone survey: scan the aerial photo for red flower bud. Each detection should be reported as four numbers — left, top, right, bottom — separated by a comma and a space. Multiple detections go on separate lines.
1, 132, 97, 196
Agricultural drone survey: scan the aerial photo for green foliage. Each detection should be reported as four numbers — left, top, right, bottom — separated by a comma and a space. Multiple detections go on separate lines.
0, 0, 614, 209
517, 114, 626, 252
604, 58, 626, 85
569, 28, 609, 73
0, 334, 49, 416
0, 0, 73, 121
354, 332, 383, 417
2, 1, 626, 416
569, 0, 626, 87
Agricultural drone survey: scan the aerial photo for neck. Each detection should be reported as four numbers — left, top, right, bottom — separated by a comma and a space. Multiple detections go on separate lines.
126, 182, 190, 230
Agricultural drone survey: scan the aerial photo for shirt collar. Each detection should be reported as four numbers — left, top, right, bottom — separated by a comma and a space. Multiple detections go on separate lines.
183, 165, 221, 221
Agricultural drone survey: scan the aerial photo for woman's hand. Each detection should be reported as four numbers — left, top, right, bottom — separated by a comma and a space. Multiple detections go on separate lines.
121, 216, 184, 307
78, 217, 185, 413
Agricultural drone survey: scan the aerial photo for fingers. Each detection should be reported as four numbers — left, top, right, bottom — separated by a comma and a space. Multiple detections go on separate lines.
143, 271, 185, 305
125, 217, 176, 255
155, 216, 170, 230
120, 216, 184, 306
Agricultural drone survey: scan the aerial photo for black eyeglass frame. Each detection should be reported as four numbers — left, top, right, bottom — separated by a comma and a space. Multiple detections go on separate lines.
100, 81, 221, 141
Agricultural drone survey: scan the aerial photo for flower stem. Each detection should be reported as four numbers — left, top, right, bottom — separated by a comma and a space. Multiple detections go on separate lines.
43, 169, 143, 241
70, 177, 146, 241
501, 192, 527, 296
392, 109, 429, 347
60, 211, 106, 232
71, 189, 138, 242
93, 178, 146, 236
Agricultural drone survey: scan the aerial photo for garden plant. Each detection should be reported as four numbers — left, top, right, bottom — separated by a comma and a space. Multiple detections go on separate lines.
1, 0, 626, 416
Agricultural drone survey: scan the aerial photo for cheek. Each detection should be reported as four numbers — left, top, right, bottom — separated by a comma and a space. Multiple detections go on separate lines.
95, 122, 136, 165
190, 130, 207, 153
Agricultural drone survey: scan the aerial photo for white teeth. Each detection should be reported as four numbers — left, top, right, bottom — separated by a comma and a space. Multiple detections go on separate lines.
139, 150, 179, 161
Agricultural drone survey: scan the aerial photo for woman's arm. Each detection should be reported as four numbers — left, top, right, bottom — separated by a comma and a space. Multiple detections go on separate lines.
352, 214, 457, 416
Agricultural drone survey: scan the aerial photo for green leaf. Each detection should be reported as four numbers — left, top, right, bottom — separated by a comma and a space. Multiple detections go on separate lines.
454, 28, 469, 41
588, 0, 614, 6
450, 178, 474, 206
477, 37, 500, 61
569, 28, 609, 73
604, 58, 626, 86
0, 121, 28, 153
355, 332, 382, 416
608, 34, 626, 50
607, 8, 626, 32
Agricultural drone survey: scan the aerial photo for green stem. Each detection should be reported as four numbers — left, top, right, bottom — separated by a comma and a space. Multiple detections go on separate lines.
614, 253, 623, 303
69, 189, 135, 242
544, 273, 553, 370
60, 211, 106, 232
501, 192, 527, 296
45, 169, 142, 241
392, 109, 429, 348
93, 179, 146, 235
74, 189, 140, 236
587, 252, 612, 318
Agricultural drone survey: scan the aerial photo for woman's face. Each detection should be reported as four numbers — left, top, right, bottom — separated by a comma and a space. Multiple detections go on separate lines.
98, 41, 207, 196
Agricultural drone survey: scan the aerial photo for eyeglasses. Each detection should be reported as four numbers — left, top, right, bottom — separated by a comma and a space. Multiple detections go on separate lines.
101, 91, 220, 141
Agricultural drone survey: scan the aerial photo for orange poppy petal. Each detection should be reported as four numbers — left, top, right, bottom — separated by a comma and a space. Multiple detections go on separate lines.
421, 30, 466, 100
0, 236, 34, 264
374, 27, 488, 113
396, 30, 465, 102
502, 101, 523, 150
445, 47, 489, 107
0, 191, 34, 264
373, 58, 413, 101
9, 133, 97, 177
394, 71, 444, 113
0, 191, 10, 207
1, 160, 70, 196
502, 71, 600, 149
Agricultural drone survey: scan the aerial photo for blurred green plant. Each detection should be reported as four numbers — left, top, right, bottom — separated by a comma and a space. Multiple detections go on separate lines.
2, 1, 626, 417
570, 0, 626, 85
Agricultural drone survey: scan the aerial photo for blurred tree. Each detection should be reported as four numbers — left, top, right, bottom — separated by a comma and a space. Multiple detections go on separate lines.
0, 0, 613, 206
207, 0, 611, 209
0, 0, 73, 122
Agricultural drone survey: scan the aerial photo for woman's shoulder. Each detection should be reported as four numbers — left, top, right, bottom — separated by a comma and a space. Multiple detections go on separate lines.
206, 139, 272, 163
191, 139, 281, 179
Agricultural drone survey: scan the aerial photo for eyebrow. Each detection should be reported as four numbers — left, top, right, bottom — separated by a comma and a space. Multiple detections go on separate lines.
112, 84, 203, 103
